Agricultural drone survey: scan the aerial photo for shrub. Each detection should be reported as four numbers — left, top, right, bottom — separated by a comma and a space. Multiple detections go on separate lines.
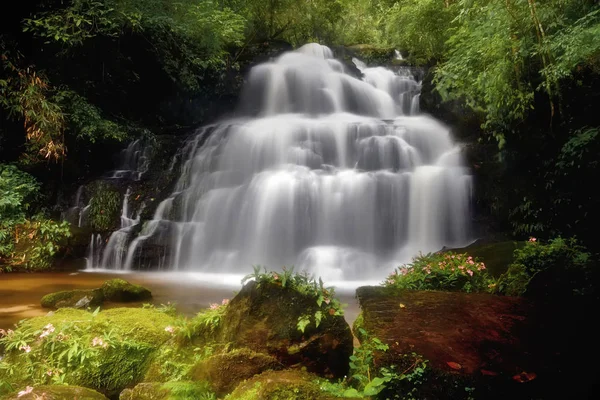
497, 237, 593, 297
383, 252, 495, 293
87, 182, 121, 231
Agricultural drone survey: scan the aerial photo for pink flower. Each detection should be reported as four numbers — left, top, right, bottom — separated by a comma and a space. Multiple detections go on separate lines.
221, 299, 230, 306
272, 273, 279, 280
466, 269, 474, 276
458, 265, 464, 270
0, 329, 5, 337
17, 386, 33, 397
46, 370, 53, 376
39, 324, 55, 339
91, 337, 108, 349
19, 345, 31, 353
324, 297, 331, 304
529, 237, 537, 242
164, 326, 175, 334
387, 278, 395, 285
209, 303, 220, 310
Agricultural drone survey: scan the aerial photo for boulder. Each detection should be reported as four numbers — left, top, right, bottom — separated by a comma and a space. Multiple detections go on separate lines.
101, 278, 152, 302
120, 382, 212, 400
40, 289, 104, 309
225, 370, 341, 400
190, 348, 283, 397
5, 385, 108, 399
219, 281, 353, 379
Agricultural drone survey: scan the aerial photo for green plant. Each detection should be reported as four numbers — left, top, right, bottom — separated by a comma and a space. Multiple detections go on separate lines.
243, 265, 346, 333
88, 182, 121, 231
318, 328, 428, 398
11, 218, 71, 270
384, 252, 496, 293
497, 237, 592, 297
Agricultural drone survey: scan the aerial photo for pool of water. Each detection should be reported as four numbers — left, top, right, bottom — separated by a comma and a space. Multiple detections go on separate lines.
0, 271, 361, 330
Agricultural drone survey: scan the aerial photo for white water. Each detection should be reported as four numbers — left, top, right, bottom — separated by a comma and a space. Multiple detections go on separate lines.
92, 44, 472, 282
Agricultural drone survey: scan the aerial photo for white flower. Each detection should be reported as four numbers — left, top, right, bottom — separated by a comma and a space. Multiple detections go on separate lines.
164, 326, 175, 334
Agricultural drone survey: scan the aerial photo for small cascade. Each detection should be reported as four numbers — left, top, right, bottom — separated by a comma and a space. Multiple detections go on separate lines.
88, 188, 144, 270
62, 185, 90, 227
109, 139, 151, 181
97, 43, 472, 281
85, 234, 103, 270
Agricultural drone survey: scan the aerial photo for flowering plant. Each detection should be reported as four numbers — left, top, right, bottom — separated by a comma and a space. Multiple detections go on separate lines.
384, 252, 495, 293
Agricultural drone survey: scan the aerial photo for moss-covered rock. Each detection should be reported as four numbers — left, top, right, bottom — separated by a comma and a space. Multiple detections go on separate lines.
190, 348, 283, 397
3, 385, 108, 399
101, 279, 152, 302
0, 307, 177, 399
40, 289, 104, 309
225, 370, 336, 400
119, 382, 213, 400
219, 281, 353, 379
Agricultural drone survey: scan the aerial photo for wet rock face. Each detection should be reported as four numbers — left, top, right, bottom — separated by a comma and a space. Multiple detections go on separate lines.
5, 385, 108, 400
219, 281, 354, 379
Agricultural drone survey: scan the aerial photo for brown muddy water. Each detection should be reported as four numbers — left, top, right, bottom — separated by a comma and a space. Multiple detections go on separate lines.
0, 271, 361, 330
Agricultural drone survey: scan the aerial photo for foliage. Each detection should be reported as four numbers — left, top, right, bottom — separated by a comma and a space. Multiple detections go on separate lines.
318, 328, 428, 398
0, 47, 66, 162
497, 237, 592, 297
10, 218, 71, 270
0, 307, 177, 396
1, 164, 70, 271
383, 252, 496, 293
434, 0, 600, 146
182, 299, 230, 341
242, 265, 345, 335
0, 164, 39, 260
383, 0, 457, 64
87, 181, 121, 231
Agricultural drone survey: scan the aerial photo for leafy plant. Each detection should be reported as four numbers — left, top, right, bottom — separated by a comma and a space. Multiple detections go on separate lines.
243, 265, 346, 335
497, 237, 592, 297
318, 327, 428, 398
384, 252, 495, 293
87, 182, 121, 231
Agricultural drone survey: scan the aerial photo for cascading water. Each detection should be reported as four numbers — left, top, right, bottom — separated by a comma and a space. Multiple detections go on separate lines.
93, 43, 472, 282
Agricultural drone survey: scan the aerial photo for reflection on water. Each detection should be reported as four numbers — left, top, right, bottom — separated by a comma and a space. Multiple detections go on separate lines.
0, 271, 361, 329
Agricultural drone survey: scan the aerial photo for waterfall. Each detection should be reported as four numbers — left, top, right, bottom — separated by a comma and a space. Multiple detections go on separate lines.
109, 139, 151, 181
96, 44, 472, 281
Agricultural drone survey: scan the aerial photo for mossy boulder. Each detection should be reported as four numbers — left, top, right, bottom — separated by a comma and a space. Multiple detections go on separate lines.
219, 281, 353, 379
0, 307, 177, 399
190, 348, 283, 397
3, 385, 108, 399
119, 382, 213, 400
41, 289, 104, 309
101, 279, 152, 302
225, 370, 337, 400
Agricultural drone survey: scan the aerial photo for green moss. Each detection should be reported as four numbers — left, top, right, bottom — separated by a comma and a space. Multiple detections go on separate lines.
41, 289, 104, 309
225, 370, 329, 400
2, 385, 108, 399
190, 348, 282, 397
101, 279, 152, 302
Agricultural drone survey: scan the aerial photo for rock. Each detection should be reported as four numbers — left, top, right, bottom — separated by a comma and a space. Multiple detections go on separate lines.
5, 385, 108, 399
219, 281, 353, 379
190, 348, 283, 397
101, 278, 152, 302
356, 286, 532, 375
119, 382, 213, 400
41, 289, 104, 309
225, 370, 341, 400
